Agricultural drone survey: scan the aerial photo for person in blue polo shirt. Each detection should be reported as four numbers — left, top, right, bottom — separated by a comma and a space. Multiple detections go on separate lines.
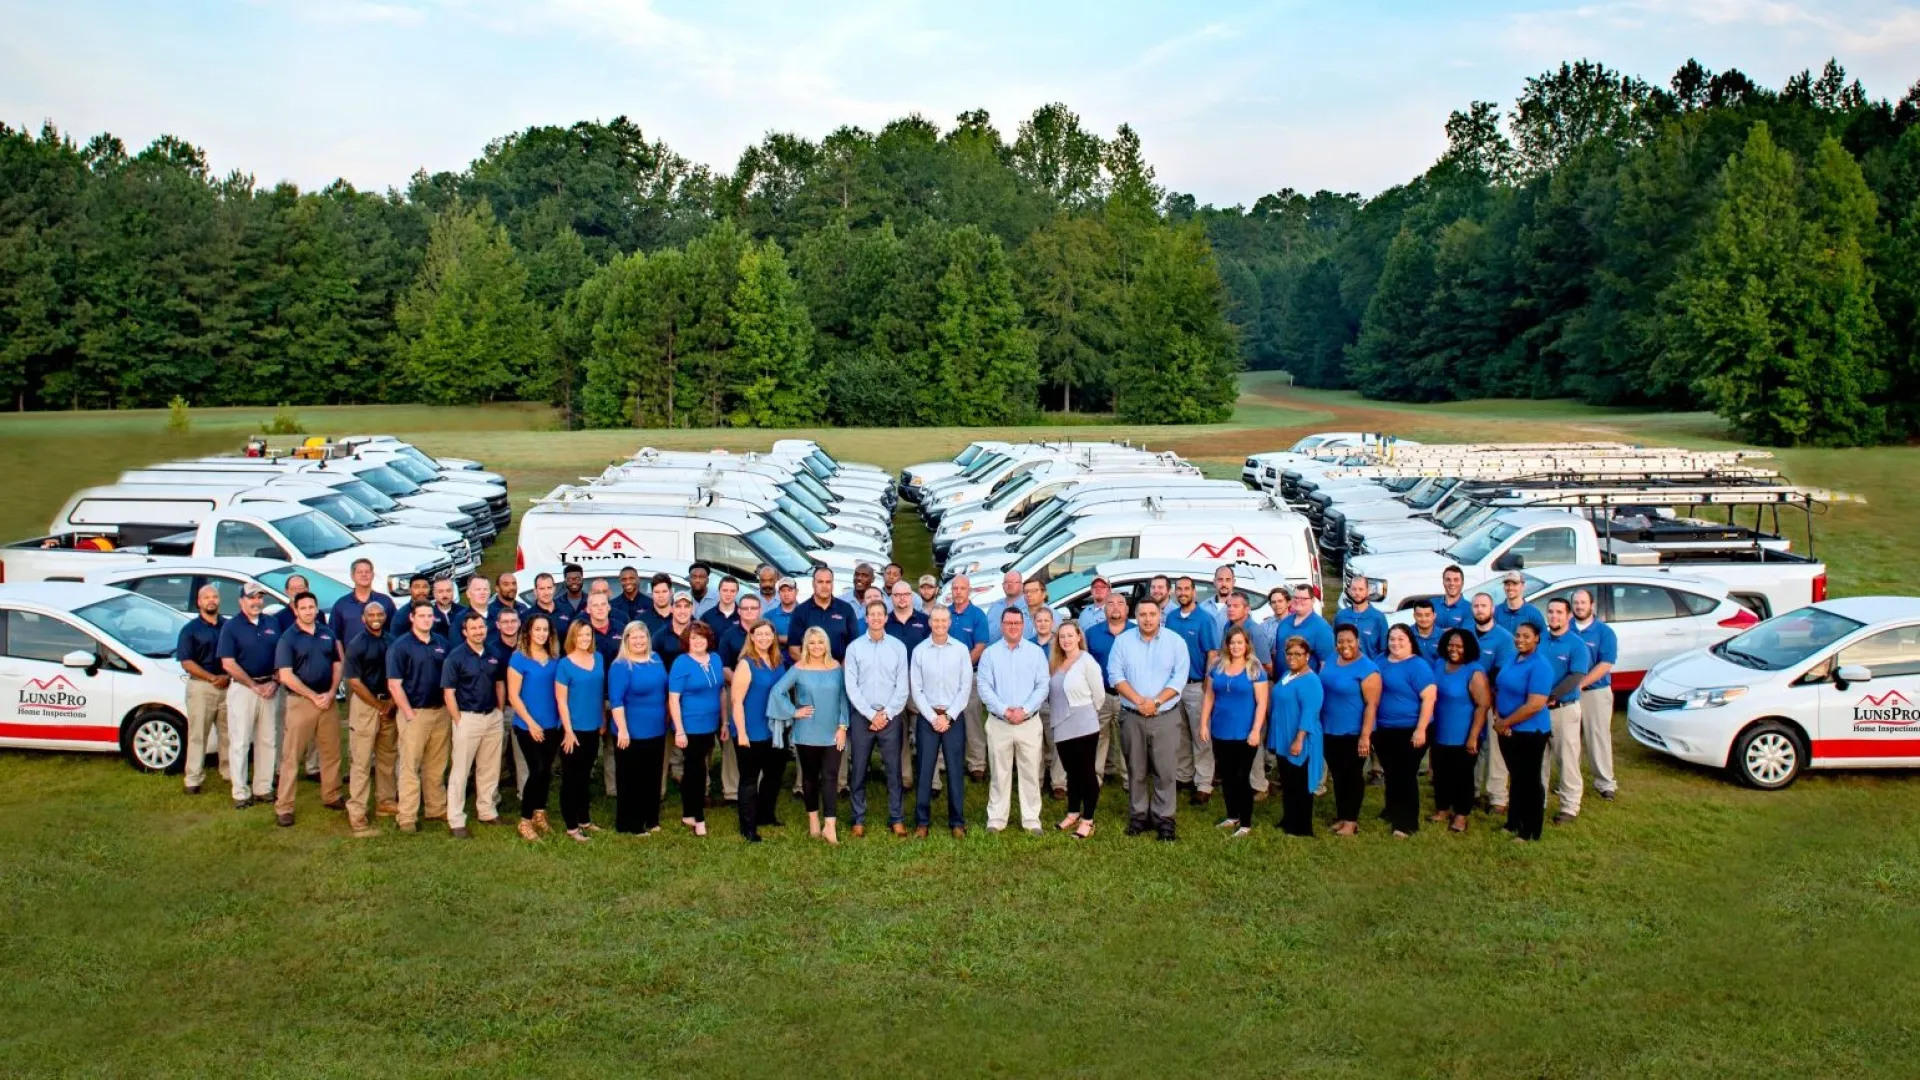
1490, 623, 1555, 842
1537, 598, 1593, 826
330, 558, 397, 651
1470, 591, 1519, 812
1336, 575, 1389, 659
1434, 565, 1474, 631
785, 566, 858, 662
1570, 588, 1621, 805
1163, 577, 1223, 806
764, 578, 799, 639
217, 583, 281, 810
385, 603, 451, 833
440, 611, 505, 839
1269, 585, 1335, 675
1079, 592, 1133, 788
1491, 572, 1547, 638
1409, 599, 1445, 660
176, 583, 229, 796
271, 592, 339, 827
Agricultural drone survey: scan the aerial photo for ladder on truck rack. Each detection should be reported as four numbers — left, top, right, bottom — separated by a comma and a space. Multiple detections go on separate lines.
1313, 458, 1783, 481
1512, 484, 1824, 560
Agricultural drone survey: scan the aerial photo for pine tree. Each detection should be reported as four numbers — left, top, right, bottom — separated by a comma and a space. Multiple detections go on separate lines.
728, 240, 821, 427
392, 200, 545, 405
1113, 223, 1240, 423
923, 225, 1040, 424
1346, 227, 1437, 400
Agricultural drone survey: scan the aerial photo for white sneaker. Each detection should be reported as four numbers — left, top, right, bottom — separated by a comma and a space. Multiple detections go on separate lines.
1215, 817, 1239, 830
1231, 826, 1252, 838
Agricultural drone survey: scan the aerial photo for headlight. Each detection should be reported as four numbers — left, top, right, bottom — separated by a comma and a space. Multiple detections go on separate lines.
1678, 685, 1748, 709
956, 561, 979, 576
960, 521, 973, 533
386, 574, 406, 593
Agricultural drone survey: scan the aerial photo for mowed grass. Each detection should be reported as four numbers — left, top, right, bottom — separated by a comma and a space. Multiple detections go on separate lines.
2, 381, 1920, 1076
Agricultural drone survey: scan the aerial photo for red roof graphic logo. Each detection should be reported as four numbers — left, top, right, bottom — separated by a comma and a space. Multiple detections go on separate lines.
1858, 689, 1914, 710
565, 529, 644, 554
1187, 536, 1267, 560
24, 675, 77, 692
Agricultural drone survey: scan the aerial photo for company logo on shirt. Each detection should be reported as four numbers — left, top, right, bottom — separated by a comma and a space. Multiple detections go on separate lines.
1853, 689, 1919, 730
19, 674, 87, 717
564, 528, 645, 562
1187, 536, 1267, 560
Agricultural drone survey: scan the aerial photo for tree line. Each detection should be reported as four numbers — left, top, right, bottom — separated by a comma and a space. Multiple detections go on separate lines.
0, 106, 1238, 427
1199, 58, 1920, 446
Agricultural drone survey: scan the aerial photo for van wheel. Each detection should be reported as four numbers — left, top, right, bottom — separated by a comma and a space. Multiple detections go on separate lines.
122, 709, 186, 774
1729, 720, 1803, 790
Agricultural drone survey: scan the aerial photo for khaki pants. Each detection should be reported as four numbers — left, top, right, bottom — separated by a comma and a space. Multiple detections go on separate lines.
1481, 724, 1511, 805
985, 715, 1044, 830
1096, 696, 1127, 785
962, 683, 988, 774
275, 694, 341, 816
227, 684, 280, 802
346, 696, 398, 829
184, 679, 228, 790
504, 711, 530, 798
447, 709, 504, 829
1547, 702, 1585, 816
397, 706, 451, 828
1175, 682, 1213, 792
1582, 687, 1617, 796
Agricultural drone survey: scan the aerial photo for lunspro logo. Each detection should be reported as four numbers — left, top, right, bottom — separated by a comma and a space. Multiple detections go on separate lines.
563, 528, 645, 562
1187, 536, 1268, 561
1853, 689, 1919, 730
19, 674, 87, 717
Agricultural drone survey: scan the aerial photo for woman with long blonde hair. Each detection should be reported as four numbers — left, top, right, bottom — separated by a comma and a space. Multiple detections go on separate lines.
1047, 620, 1105, 839
609, 620, 668, 835
766, 626, 850, 845
554, 618, 607, 842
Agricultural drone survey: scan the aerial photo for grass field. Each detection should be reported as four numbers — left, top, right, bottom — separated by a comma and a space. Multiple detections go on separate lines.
2, 379, 1918, 1076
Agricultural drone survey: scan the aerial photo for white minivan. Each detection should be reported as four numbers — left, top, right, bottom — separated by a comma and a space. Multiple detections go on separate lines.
513, 504, 825, 586
0, 583, 192, 772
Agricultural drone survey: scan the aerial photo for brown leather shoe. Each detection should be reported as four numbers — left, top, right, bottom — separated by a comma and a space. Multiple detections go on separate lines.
891, 822, 908, 837
322, 799, 346, 811
951, 826, 967, 839
914, 825, 929, 839
852, 824, 865, 838
376, 801, 398, 817
275, 813, 294, 827
531, 809, 552, 835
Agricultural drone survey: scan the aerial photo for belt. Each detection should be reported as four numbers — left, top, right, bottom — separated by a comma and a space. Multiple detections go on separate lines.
1186, 677, 1204, 684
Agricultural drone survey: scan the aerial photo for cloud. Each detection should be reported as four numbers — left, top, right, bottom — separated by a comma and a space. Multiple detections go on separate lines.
264, 0, 431, 26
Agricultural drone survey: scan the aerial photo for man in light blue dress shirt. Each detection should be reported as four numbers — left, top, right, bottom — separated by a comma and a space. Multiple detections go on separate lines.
845, 600, 910, 836
975, 607, 1050, 834
910, 606, 975, 837
1107, 598, 1191, 840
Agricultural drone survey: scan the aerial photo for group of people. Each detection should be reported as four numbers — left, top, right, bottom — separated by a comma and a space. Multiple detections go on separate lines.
174, 553, 1621, 847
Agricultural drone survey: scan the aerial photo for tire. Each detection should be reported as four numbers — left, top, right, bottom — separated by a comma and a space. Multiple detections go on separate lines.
121, 709, 186, 774
1729, 719, 1804, 790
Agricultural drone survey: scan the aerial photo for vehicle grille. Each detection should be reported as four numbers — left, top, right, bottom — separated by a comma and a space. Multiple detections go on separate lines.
1636, 689, 1685, 712
1628, 720, 1669, 748
485, 494, 511, 527
425, 557, 456, 581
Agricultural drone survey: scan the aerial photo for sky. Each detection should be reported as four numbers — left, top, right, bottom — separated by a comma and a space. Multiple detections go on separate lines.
3, 0, 1918, 206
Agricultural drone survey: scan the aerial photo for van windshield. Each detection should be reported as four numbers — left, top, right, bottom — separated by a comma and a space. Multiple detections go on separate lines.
277, 510, 360, 559
396, 446, 440, 471
744, 527, 810, 575
331, 478, 400, 514
356, 466, 421, 498
1012, 529, 1072, 575
381, 457, 438, 484
1443, 521, 1518, 566
301, 491, 384, 530
956, 453, 1007, 482
985, 474, 1036, 510
763, 508, 820, 549
776, 495, 830, 536
788, 471, 833, 504
781, 482, 829, 517
1404, 480, 1456, 510
954, 445, 983, 467
256, 564, 352, 609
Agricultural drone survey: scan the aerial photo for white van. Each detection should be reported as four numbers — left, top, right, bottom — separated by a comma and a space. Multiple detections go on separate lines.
900, 442, 1011, 502
595, 463, 890, 530
620, 449, 894, 510
944, 487, 1280, 570
535, 486, 889, 562
335, 436, 504, 485
932, 465, 1208, 554
512, 504, 825, 586
130, 460, 497, 544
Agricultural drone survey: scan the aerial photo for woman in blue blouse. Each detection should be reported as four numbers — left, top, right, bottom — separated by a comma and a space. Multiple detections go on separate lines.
767, 626, 850, 846
1199, 625, 1269, 837
554, 619, 607, 843
506, 613, 561, 842
1429, 628, 1490, 834
1267, 635, 1325, 837
730, 620, 788, 843
610, 621, 669, 836
1375, 625, 1437, 838
668, 622, 726, 838
1492, 622, 1555, 842
1321, 624, 1381, 837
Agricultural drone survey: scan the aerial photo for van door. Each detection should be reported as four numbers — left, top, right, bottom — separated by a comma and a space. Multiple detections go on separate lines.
1814, 623, 1920, 767
0, 608, 119, 748
692, 531, 764, 582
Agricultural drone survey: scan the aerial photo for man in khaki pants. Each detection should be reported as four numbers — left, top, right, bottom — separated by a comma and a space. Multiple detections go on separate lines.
1538, 598, 1594, 826
175, 584, 229, 794
441, 612, 505, 839
218, 584, 283, 810
343, 602, 399, 837
386, 602, 451, 833
272, 592, 342, 827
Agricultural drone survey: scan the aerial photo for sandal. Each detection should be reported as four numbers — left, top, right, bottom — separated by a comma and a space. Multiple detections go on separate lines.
1449, 815, 1469, 834
1074, 820, 1095, 840
517, 819, 540, 842
566, 828, 590, 843
693, 821, 707, 837
580, 822, 601, 832
1428, 811, 1450, 824
1057, 813, 1081, 832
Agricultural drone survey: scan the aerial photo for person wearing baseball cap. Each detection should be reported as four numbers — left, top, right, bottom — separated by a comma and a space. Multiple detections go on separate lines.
1077, 576, 1115, 629
763, 579, 799, 640
915, 574, 940, 609
1492, 572, 1547, 639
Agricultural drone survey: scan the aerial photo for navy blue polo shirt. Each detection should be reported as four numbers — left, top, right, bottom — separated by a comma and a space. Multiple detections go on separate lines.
385, 631, 449, 710
450, 605, 493, 638
216, 613, 280, 681
526, 603, 573, 639
654, 621, 691, 666
176, 614, 225, 674
273, 606, 300, 633
701, 604, 742, 639
785, 597, 858, 660
884, 609, 930, 655
583, 616, 624, 665
610, 591, 649, 623
441, 642, 503, 714
718, 622, 750, 669
344, 631, 392, 699
487, 596, 531, 623
397, 600, 451, 640
484, 634, 519, 671
274, 623, 337, 690
330, 591, 397, 646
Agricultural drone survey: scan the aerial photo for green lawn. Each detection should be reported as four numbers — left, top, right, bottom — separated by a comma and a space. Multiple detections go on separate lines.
2, 383, 1918, 1076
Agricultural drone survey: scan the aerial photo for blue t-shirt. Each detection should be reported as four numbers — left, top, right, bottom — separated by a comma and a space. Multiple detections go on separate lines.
176, 614, 225, 674
608, 656, 670, 740
668, 652, 726, 736
1269, 612, 1335, 674
1207, 663, 1266, 743
1319, 655, 1379, 738
1495, 652, 1555, 733
736, 657, 786, 742
216, 614, 281, 681
1333, 604, 1389, 659
1375, 654, 1435, 730
507, 652, 560, 731
1163, 605, 1223, 682
554, 653, 607, 733
274, 624, 337, 691
1492, 601, 1547, 639
1572, 618, 1619, 690
1432, 662, 1481, 746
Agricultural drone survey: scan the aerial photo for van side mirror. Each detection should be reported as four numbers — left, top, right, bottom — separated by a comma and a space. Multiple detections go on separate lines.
61, 649, 99, 675
1492, 552, 1524, 571
1835, 664, 1873, 689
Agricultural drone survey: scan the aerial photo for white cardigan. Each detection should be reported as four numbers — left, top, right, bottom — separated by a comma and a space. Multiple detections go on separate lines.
1055, 652, 1106, 710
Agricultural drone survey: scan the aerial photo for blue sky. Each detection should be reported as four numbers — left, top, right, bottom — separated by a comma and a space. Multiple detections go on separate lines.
3, 0, 1917, 205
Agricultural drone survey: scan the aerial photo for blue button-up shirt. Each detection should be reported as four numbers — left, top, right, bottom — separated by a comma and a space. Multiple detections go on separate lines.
1161, 603, 1222, 681
1106, 627, 1191, 703
844, 632, 910, 719
1572, 617, 1619, 691
910, 638, 974, 718
976, 637, 1049, 718
1535, 627, 1593, 707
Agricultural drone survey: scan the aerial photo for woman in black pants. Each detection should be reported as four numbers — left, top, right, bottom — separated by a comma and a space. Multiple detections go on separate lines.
1046, 622, 1107, 838
1428, 629, 1490, 834
1199, 625, 1269, 836
767, 627, 850, 845
1267, 636, 1325, 837
506, 613, 562, 841
1373, 626, 1437, 838
730, 620, 789, 842
668, 622, 726, 838
1491, 623, 1555, 842
554, 620, 607, 843
1319, 625, 1381, 837
609, 622, 670, 835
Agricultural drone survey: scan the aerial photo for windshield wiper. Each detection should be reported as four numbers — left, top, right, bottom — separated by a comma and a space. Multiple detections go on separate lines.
1718, 646, 1767, 669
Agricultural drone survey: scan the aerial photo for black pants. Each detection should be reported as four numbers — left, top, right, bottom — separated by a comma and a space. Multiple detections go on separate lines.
1277, 757, 1315, 836
797, 744, 842, 819
1324, 734, 1365, 822
1430, 743, 1478, 818
1373, 727, 1423, 834
615, 735, 666, 833
1214, 737, 1258, 827
514, 726, 558, 820
1057, 732, 1100, 820
736, 739, 784, 836
1501, 731, 1549, 840
559, 730, 599, 831
680, 732, 715, 822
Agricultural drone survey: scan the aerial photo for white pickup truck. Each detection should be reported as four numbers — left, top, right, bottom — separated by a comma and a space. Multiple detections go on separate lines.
1346, 507, 1828, 619
2, 504, 455, 596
